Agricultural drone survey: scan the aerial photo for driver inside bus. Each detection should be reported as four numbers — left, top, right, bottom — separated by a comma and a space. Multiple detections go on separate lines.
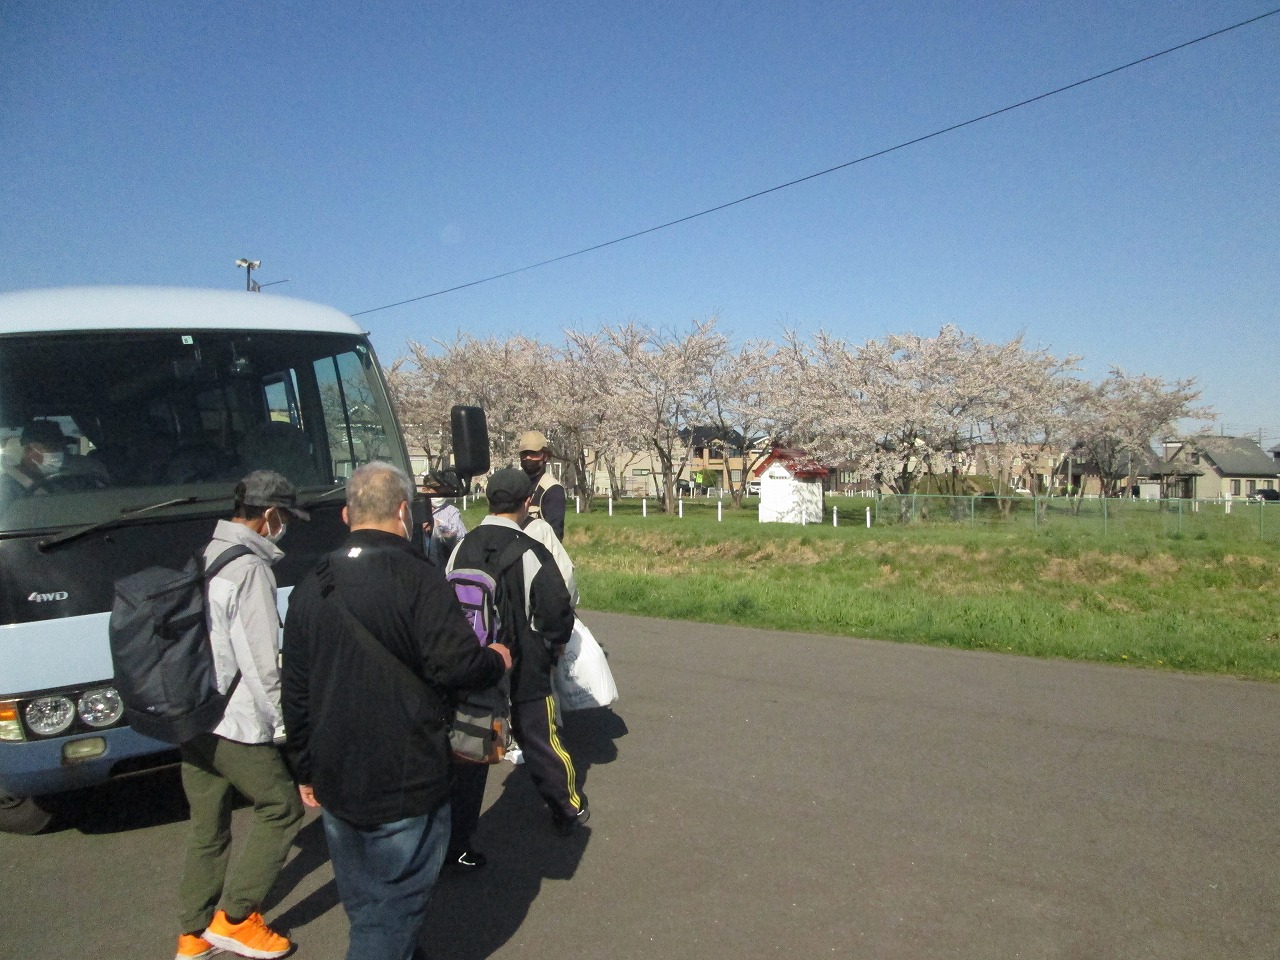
1, 419, 109, 498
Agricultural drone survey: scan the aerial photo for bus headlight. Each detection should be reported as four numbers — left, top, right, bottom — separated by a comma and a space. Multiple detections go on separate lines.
77, 688, 124, 729
0, 702, 24, 742
24, 696, 76, 737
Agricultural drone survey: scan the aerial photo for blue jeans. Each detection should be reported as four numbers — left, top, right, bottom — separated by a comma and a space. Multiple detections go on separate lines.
322, 805, 451, 960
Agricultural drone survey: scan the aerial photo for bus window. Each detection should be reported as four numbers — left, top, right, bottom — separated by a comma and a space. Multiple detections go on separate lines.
0, 330, 408, 534
313, 347, 396, 480
262, 372, 302, 428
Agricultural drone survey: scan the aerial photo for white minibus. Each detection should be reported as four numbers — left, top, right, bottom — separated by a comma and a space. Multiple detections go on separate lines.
0, 287, 481, 833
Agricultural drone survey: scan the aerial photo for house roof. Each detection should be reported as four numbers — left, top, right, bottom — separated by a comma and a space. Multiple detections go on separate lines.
752, 447, 829, 479
679, 425, 746, 450
1066, 442, 1163, 477
1162, 436, 1279, 478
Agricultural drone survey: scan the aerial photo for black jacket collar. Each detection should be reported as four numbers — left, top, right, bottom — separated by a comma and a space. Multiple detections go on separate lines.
344, 528, 415, 553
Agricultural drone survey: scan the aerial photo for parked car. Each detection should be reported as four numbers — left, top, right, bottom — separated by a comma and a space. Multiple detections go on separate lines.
1249, 488, 1279, 501
746, 479, 761, 495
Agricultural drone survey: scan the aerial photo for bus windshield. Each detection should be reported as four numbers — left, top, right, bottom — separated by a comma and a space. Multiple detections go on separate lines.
0, 329, 405, 534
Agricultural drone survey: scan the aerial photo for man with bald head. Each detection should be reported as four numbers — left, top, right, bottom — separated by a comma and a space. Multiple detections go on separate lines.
283, 461, 511, 960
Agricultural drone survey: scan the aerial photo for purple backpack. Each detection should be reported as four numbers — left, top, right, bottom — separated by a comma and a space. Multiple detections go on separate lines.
446, 568, 502, 647
444, 541, 525, 763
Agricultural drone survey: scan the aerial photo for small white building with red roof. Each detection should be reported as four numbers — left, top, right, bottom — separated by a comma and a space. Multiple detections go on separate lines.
752, 447, 828, 523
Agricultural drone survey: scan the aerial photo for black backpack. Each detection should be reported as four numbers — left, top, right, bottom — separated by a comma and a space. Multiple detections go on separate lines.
108, 545, 254, 744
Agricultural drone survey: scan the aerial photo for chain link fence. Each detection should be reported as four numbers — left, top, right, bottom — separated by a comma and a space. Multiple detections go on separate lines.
838, 493, 1280, 541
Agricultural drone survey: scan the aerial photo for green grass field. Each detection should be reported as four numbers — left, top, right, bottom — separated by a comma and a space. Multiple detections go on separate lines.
459, 496, 1280, 680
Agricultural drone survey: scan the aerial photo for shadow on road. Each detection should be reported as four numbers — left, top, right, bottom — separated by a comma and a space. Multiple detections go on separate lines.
422, 706, 628, 960
269, 816, 340, 930
44, 765, 191, 834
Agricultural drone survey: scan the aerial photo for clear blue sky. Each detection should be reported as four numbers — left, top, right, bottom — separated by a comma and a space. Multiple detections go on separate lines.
4, 1, 1277, 446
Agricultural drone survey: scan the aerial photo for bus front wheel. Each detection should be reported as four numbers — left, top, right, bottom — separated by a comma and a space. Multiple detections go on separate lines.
0, 791, 56, 835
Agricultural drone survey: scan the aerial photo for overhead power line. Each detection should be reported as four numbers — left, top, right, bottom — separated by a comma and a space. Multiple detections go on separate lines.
352, 7, 1280, 318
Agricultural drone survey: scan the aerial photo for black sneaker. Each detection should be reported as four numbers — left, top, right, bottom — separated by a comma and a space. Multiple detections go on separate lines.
551, 806, 590, 836
445, 848, 487, 871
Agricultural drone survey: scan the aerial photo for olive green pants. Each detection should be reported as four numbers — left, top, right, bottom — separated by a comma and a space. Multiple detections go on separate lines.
178, 733, 303, 934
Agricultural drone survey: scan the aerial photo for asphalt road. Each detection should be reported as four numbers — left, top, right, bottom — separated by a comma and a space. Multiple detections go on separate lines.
1, 612, 1277, 960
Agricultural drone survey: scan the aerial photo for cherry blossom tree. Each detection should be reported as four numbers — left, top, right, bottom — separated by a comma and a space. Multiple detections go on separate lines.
958, 331, 1081, 506
600, 318, 724, 512
397, 333, 549, 479
560, 329, 649, 511
698, 337, 799, 507
1066, 368, 1214, 499
388, 321, 1211, 516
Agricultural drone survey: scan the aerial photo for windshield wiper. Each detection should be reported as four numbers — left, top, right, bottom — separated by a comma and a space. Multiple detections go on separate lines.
299, 485, 348, 509
37, 496, 230, 552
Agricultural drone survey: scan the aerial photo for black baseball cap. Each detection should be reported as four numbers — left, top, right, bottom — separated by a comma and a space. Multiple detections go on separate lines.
486, 467, 534, 511
21, 420, 70, 448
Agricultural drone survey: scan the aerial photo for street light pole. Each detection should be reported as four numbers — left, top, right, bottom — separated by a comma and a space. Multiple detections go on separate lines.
234, 258, 261, 291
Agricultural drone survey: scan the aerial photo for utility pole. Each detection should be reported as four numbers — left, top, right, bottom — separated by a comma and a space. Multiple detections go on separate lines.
235, 258, 261, 291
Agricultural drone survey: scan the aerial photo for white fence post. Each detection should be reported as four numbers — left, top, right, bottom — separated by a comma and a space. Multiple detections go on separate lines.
865, 506, 871, 529
717, 501, 722, 522
833, 507, 838, 527
575, 496, 580, 513
608, 496, 613, 517
642, 498, 647, 517
679, 498, 684, 518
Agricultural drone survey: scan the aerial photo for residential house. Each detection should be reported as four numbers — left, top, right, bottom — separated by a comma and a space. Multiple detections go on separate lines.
1057, 444, 1163, 498
680, 426, 771, 491
1155, 436, 1279, 499
580, 426, 771, 497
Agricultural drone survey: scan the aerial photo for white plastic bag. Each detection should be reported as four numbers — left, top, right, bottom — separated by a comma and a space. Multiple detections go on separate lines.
554, 617, 618, 711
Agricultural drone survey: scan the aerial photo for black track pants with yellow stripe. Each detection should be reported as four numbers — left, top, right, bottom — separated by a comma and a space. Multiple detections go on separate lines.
511, 695, 585, 820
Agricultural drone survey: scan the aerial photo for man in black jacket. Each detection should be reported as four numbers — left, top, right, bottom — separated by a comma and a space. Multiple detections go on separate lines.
449, 467, 586, 847
282, 462, 510, 960
517, 429, 566, 541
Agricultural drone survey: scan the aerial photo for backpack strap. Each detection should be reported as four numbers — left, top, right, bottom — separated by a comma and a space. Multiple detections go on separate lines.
486, 537, 534, 644
315, 551, 432, 695
198, 544, 255, 704
494, 538, 527, 577
449, 531, 530, 579
201, 544, 257, 579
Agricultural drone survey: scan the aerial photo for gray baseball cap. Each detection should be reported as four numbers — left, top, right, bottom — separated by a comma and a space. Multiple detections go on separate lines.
237, 470, 310, 519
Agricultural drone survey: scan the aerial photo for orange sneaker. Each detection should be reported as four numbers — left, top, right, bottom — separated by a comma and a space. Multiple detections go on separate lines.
203, 910, 291, 959
175, 933, 216, 959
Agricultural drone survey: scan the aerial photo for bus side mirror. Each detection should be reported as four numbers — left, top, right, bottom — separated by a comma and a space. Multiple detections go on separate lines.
450, 405, 489, 487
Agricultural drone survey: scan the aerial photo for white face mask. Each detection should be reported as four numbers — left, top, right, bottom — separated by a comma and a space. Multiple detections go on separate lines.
36, 451, 64, 476
264, 510, 287, 544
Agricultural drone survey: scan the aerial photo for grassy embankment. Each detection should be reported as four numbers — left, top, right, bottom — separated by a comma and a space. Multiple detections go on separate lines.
460, 496, 1280, 680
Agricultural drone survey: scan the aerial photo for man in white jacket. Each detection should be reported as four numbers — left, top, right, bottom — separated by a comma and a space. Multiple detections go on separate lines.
175, 471, 306, 960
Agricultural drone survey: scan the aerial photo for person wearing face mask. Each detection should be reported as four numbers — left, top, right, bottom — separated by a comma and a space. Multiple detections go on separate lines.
517, 430, 566, 542
2, 419, 108, 498
174, 470, 307, 960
